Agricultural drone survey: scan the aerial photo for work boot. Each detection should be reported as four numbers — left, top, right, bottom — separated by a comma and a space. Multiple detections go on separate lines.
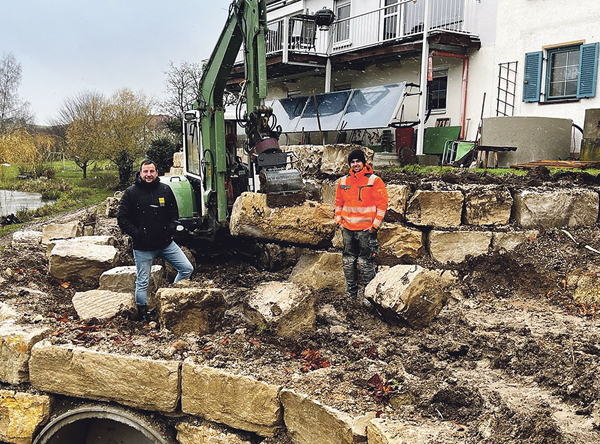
137, 305, 151, 322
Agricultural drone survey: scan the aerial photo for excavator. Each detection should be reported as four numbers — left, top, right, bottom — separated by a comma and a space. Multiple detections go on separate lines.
161, 0, 304, 244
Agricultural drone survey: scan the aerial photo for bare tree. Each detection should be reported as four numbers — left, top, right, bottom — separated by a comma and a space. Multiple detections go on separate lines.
161, 61, 202, 119
55, 90, 106, 178
0, 53, 33, 131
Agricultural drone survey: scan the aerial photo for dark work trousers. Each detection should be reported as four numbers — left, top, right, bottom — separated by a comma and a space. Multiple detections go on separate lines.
342, 228, 379, 298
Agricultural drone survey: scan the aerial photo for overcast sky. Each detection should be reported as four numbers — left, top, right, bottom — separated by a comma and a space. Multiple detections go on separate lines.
1, 0, 230, 125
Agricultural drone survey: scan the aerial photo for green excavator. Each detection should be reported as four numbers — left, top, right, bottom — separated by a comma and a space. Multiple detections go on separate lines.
161, 0, 304, 245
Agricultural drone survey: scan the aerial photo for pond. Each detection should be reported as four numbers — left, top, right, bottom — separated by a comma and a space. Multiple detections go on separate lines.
0, 190, 55, 216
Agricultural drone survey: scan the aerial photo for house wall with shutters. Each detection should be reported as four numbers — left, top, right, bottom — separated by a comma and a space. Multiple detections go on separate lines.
494, 0, 600, 129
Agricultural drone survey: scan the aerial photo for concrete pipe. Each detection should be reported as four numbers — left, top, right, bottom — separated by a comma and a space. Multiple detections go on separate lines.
33, 404, 173, 444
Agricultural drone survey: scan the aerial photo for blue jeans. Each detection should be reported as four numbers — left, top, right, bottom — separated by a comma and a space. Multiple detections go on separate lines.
133, 241, 193, 306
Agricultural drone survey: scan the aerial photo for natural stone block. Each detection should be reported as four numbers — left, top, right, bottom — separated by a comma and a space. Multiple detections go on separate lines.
385, 184, 411, 221
48, 242, 118, 286
0, 390, 51, 444
181, 362, 282, 437
29, 341, 180, 412
368, 417, 452, 444
158, 287, 226, 336
567, 270, 600, 306
320, 179, 337, 206
492, 230, 538, 252
289, 252, 344, 294
281, 389, 356, 444
46, 235, 117, 258
319, 145, 373, 176
99, 265, 164, 308
11, 230, 42, 248
428, 230, 492, 264
244, 281, 316, 338
72, 289, 136, 321
0, 321, 49, 384
405, 190, 463, 227
0, 302, 18, 322
230, 192, 335, 246
283, 144, 324, 175
41, 221, 83, 244
365, 265, 453, 329
105, 196, 120, 217
513, 188, 599, 229
379, 223, 424, 260
176, 421, 254, 444
464, 185, 512, 226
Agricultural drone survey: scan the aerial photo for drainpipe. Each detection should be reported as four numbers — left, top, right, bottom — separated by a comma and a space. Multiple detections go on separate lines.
416, 0, 431, 156
430, 50, 469, 140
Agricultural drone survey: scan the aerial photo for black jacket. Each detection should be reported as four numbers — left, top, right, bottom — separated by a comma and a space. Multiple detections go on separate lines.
117, 173, 179, 251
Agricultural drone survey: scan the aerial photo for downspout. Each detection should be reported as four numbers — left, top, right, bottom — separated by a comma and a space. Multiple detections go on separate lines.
430, 50, 469, 140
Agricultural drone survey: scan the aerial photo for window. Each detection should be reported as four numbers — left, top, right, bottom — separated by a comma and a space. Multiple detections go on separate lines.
523, 42, 599, 102
428, 70, 448, 111
334, 1, 350, 43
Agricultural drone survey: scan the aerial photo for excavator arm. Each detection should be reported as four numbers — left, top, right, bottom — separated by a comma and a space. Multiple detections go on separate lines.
174, 0, 303, 243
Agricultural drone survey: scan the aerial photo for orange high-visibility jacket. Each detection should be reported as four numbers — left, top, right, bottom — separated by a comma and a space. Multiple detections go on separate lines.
335, 164, 388, 231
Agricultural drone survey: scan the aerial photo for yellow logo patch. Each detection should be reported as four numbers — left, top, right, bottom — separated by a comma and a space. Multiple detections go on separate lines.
159, 197, 165, 204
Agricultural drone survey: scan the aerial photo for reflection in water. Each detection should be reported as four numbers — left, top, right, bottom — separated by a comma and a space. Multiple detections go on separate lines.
0, 190, 55, 216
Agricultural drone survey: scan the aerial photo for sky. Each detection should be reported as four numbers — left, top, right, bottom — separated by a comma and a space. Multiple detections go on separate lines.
0, 0, 231, 125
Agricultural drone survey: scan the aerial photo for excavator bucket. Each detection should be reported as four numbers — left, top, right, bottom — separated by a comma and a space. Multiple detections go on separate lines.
259, 169, 305, 207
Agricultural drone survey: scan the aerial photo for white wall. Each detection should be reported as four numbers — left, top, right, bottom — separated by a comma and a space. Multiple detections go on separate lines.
492, 0, 600, 128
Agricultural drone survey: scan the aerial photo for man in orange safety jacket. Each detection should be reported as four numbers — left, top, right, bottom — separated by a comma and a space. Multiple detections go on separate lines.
335, 149, 388, 300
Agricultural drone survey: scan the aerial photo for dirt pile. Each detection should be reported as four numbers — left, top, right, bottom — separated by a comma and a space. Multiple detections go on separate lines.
1, 168, 600, 443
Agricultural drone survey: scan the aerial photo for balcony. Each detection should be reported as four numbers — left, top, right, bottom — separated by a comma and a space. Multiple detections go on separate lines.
266, 0, 480, 57
230, 0, 480, 87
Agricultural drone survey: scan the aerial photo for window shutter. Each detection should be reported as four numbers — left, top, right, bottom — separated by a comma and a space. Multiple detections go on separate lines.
523, 51, 542, 102
577, 42, 599, 98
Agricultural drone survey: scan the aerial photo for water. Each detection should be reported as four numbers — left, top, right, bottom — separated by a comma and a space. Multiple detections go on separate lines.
0, 190, 55, 216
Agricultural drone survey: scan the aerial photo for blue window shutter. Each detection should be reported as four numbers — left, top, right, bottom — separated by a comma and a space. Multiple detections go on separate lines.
523, 51, 542, 102
577, 42, 599, 98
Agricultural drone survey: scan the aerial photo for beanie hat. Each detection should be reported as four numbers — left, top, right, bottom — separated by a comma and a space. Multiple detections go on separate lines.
348, 149, 366, 166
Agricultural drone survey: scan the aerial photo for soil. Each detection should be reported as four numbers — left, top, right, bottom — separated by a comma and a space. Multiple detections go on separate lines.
2, 167, 600, 443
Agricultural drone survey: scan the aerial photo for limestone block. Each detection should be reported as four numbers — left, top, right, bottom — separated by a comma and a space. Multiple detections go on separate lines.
320, 179, 337, 206
47, 235, 117, 258
566, 270, 600, 306
405, 190, 463, 227
41, 220, 83, 244
181, 362, 282, 437
281, 389, 356, 444
428, 230, 492, 264
283, 144, 324, 175
158, 287, 226, 336
379, 223, 424, 260
72, 289, 136, 321
513, 188, 599, 229
289, 252, 345, 294
464, 185, 513, 226
244, 281, 316, 338
29, 341, 180, 412
99, 265, 164, 308
0, 390, 51, 444
320, 145, 373, 176
176, 421, 254, 444
365, 265, 454, 329
105, 196, 120, 217
11, 230, 42, 248
385, 184, 411, 222
492, 230, 538, 252
168, 167, 184, 176
173, 151, 184, 168
0, 321, 49, 384
48, 242, 118, 285
230, 192, 335, 246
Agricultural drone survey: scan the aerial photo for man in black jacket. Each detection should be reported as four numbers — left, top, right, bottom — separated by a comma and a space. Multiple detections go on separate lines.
117, 160, 194, 320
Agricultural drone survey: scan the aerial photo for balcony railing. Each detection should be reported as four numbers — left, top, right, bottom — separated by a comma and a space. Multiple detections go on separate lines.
262, 0, 479, 59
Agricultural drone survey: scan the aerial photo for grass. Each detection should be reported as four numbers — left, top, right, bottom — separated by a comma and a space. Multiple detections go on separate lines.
0, 161, 121, 236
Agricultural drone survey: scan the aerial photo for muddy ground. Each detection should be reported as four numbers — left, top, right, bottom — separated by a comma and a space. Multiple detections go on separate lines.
2, 167, 600, 443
